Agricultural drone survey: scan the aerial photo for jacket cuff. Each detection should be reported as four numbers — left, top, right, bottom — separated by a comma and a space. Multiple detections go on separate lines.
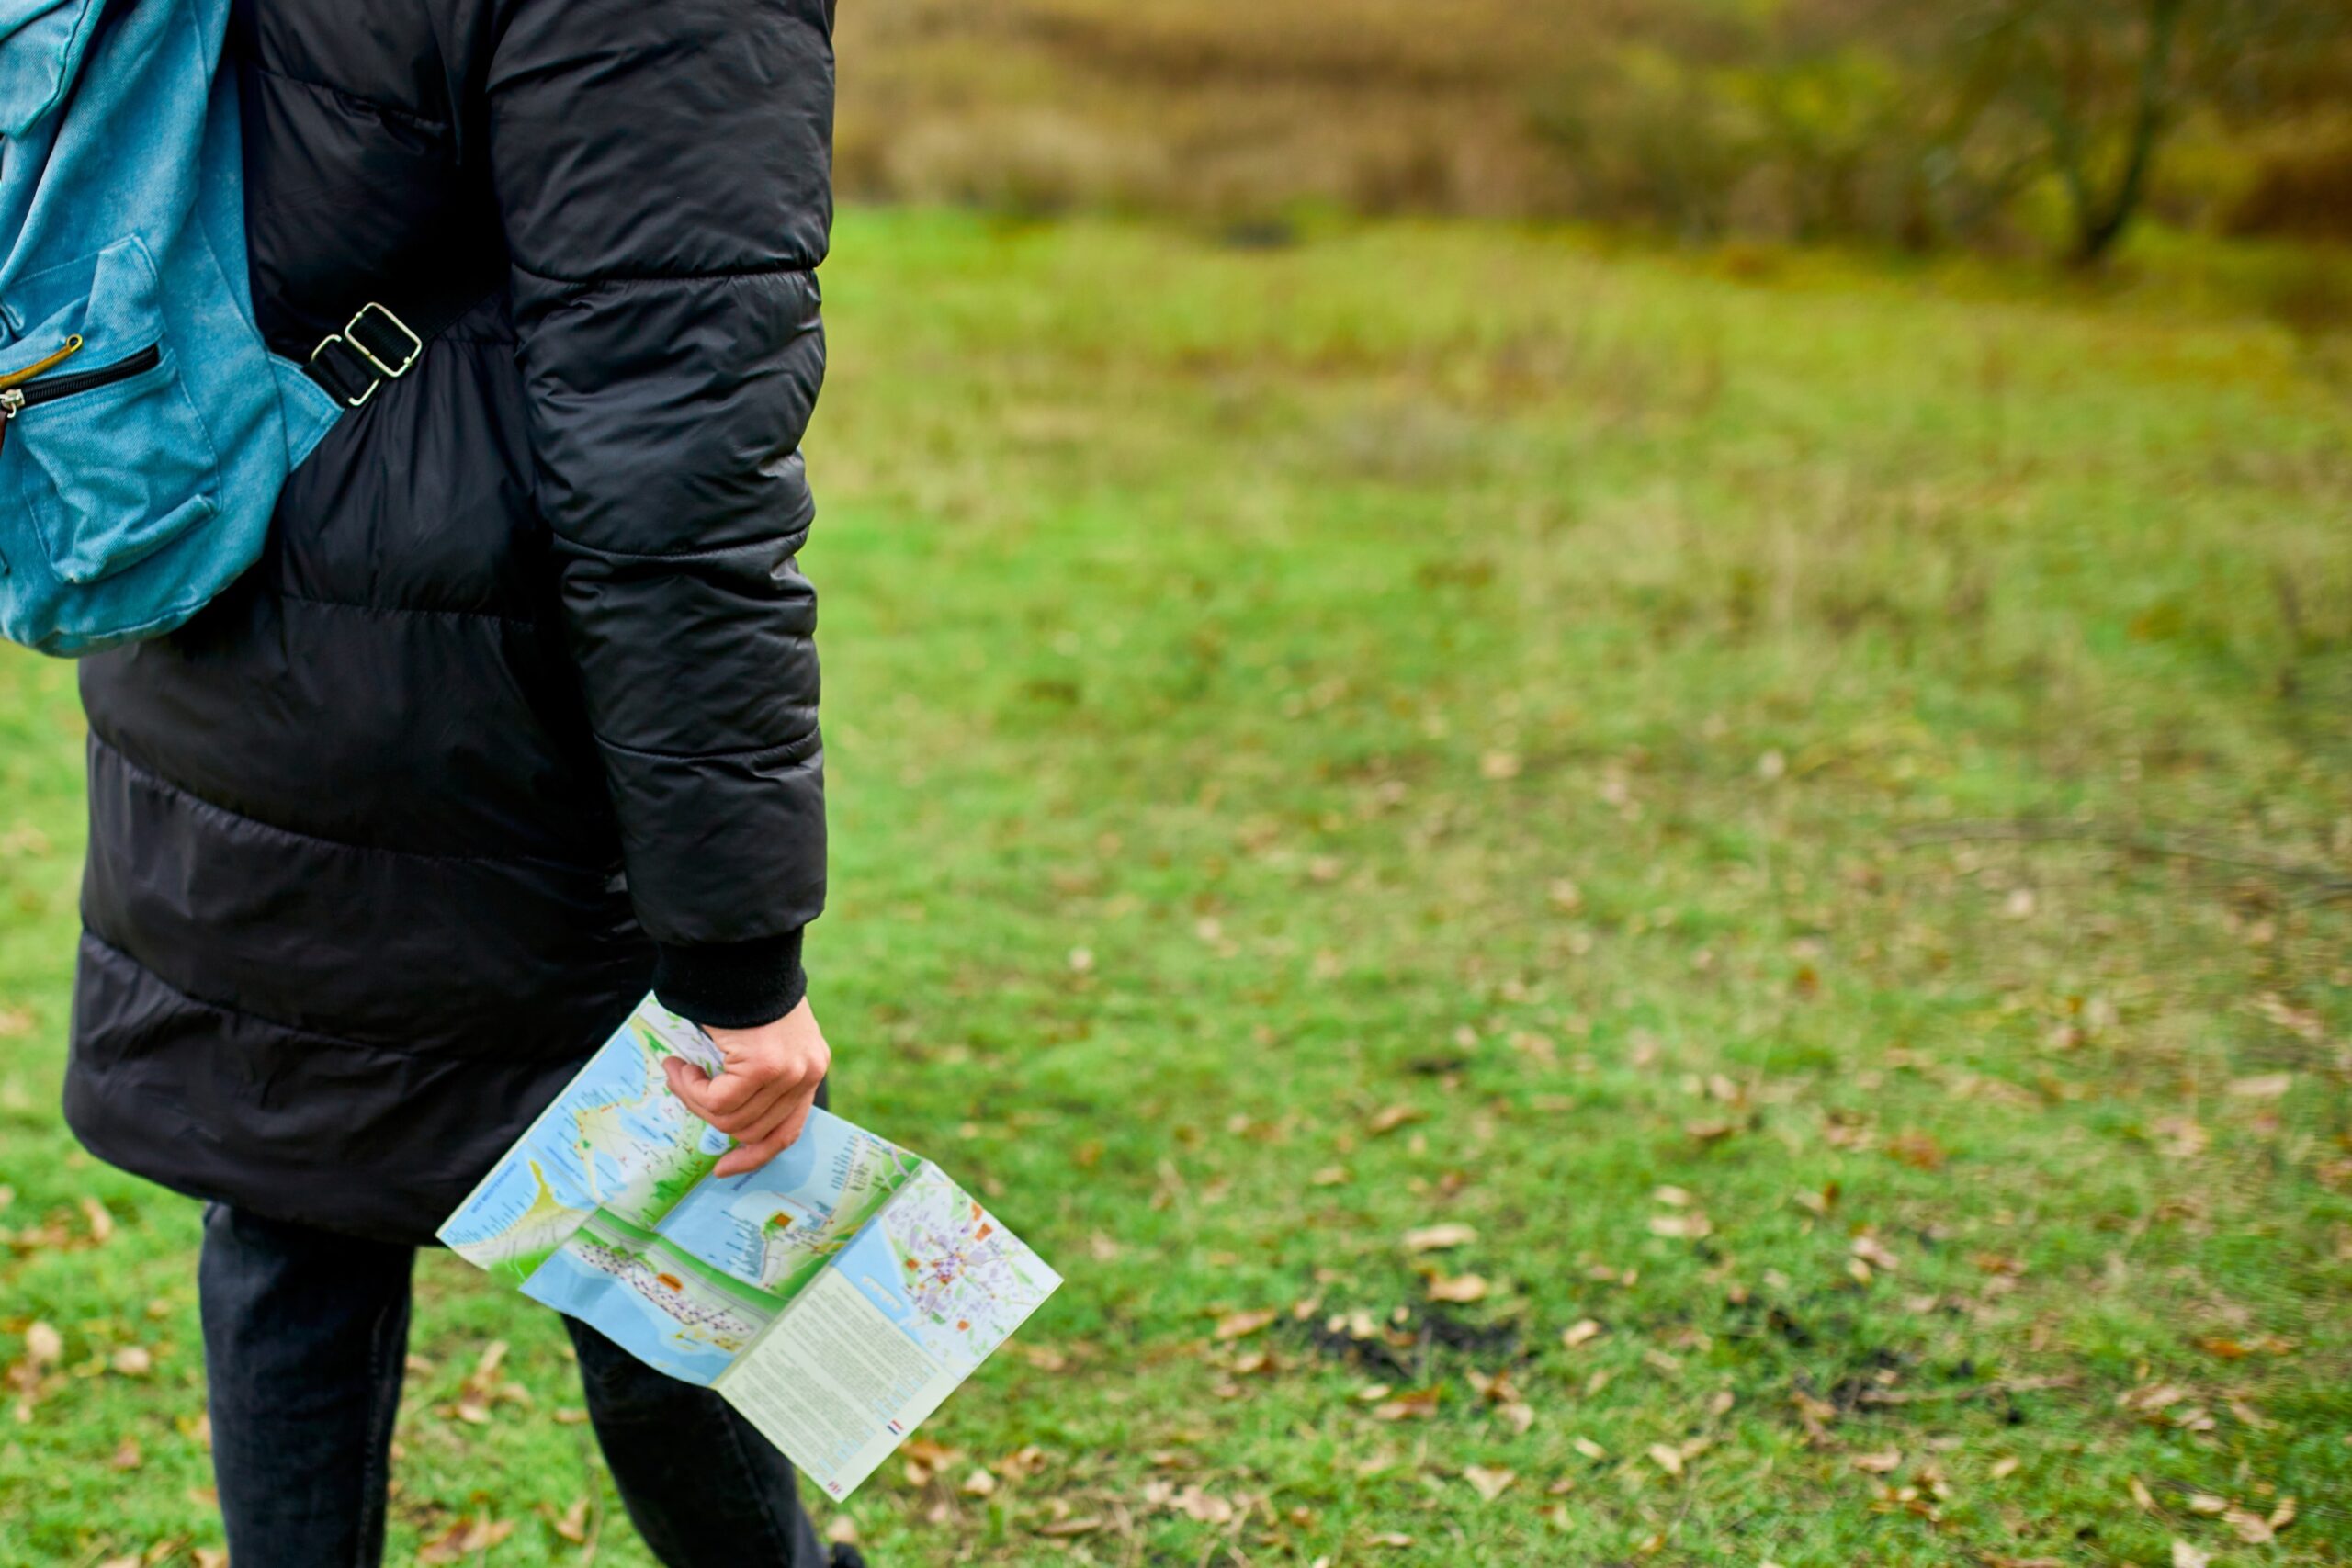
651, 928, 807, 1029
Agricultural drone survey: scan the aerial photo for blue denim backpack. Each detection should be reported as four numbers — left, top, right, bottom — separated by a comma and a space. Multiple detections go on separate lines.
0, 0, 429, 654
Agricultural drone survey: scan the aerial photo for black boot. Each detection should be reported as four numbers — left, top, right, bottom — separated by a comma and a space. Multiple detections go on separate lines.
829, 1545, 869, 1568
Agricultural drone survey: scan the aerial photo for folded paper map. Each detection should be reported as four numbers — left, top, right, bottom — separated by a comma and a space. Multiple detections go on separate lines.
438, 997, 1061, 1499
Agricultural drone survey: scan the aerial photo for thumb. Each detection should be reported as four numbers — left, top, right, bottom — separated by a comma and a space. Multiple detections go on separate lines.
662, 1053, 712, 1102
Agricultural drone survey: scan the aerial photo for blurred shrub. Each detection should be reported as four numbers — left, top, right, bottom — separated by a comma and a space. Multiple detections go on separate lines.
834, 0, 2352, 266
2223, 122, 2352, 239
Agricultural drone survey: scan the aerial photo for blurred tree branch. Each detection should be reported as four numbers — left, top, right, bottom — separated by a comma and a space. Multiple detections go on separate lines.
1528, 0, 2352, 258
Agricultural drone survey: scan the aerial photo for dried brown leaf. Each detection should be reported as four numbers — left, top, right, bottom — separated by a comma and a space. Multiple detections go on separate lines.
1427, 1273, 1490, 1303
1035, 1517, 1104, 1539
1402, 1223, 1478, 1253
1373, 1386, 1442, 1421
1213, 1309, 1278, 1341
1850, 1235, 1901, 1273
2225, 1506, 2275, 1544
1463, 1464, 1515, 1502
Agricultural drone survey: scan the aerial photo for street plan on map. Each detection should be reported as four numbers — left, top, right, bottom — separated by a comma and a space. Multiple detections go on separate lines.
440, 996, 1061, 1497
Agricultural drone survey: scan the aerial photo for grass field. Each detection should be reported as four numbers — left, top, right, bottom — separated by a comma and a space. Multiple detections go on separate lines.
3, 209, 2350, 1565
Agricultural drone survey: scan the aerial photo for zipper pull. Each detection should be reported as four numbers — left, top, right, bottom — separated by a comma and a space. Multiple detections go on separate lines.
0, 334, 84, 391
0, 388, 19, 453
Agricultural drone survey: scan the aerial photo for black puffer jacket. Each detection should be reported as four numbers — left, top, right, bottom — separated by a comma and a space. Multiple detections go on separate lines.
62, 0, 834, 1245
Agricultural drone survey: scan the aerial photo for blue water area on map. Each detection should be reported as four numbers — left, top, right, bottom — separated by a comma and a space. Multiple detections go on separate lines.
652, 1108, 872, 1286
548, 1032, 725, 1193
520, 1247, 740, 1386
832, 1221, 922, 1336
437, 1146, 594, 1255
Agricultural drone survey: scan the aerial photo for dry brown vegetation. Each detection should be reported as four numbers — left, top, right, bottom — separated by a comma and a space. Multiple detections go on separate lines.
835, 0, 2352, 260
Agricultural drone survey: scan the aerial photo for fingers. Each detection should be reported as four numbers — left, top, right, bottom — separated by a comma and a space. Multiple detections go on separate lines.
686, 1059, 770, 1118
713, 1091, 819, 1178
659, 998, 831, 1176
662, 1054, 720, 1119
662, 1051, 820, 1139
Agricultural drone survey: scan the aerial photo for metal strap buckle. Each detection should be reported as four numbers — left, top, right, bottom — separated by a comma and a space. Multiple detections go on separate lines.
308, 302, 423, 409
343, 302, 422, 378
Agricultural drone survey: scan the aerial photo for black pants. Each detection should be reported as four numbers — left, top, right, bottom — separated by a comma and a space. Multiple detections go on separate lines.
198, 1202, 829, 1568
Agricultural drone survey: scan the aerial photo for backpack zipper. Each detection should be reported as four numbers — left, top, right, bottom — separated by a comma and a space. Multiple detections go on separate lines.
0, 343, 162, 452
0, 333, 85, 390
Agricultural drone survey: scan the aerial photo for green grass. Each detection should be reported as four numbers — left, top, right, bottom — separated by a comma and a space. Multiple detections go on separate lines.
3, 209, 2349, 1565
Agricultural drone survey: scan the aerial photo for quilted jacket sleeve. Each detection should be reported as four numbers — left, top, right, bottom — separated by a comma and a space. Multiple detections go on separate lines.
485, 0, 832, 1027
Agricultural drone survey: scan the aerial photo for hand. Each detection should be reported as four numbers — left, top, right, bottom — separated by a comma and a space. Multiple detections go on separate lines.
662, 997, 831, 1178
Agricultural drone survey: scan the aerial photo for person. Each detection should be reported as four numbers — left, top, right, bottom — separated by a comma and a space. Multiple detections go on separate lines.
59, 0, 854, 1562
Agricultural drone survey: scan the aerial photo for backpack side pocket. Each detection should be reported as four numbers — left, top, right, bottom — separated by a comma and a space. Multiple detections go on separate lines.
2, 235, 221, 585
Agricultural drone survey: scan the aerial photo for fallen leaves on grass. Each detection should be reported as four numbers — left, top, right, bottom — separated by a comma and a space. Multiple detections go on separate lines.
542, 1497, 591, 1544
2224, 1504, 2277, 1543
1426, 1273, 1490, 1303
1463, 1367, 1516, 1403
1851, 1448, 1903, 1474
440, 1339, 526, 1427
2228, 1072, 2292, 1099
2170, 1541, 2211, 1568
2118, 1382, 2218, 1433
2195, 1333, 2294, 1359
1366, 1104, 1426, 1135
1144, 1482, 1239, 1525
1035, 1516, 1105, 1538
900, 1437, 963, 1487
1213, 1309, 1277, 1341
418, 1516, 514, 1563
997, 1444, 1051, 1482
2154, 1117, 2210, 1161
1372, 1387, 1442, 1421
1561, 1318, 1604, 1350
1884, 1129, 1946, 1169
1790, 1389, 1839, 1444
1849, 1234, 1901, 1273
1463, 1464, 1515, 1502
1402, 1223, 1477, 1253
2252, 993, 2322, 1040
